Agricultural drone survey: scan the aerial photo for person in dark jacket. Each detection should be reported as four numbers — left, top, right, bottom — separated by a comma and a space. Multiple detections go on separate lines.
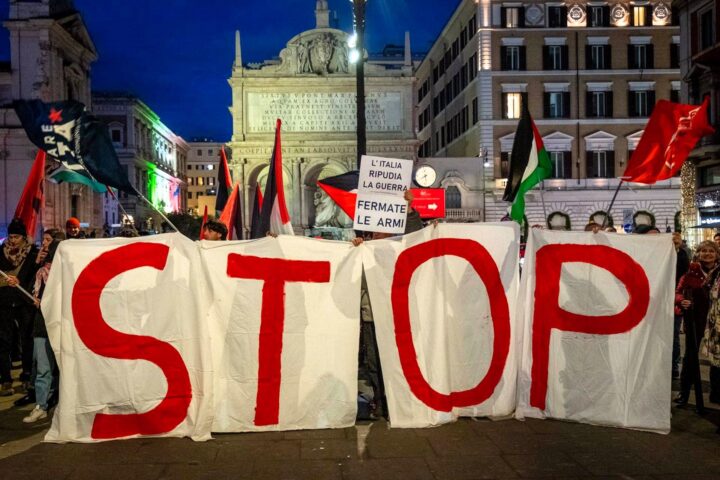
0, 218, 40, 396
673, 231, 690, 379
674, 240, 719, 405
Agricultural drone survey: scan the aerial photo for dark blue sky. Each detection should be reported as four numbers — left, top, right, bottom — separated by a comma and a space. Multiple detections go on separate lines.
0, 0, 458, 140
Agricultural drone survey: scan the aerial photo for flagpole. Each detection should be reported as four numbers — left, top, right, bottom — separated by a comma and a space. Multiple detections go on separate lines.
601, 179, 624, 229
539, 181, 548, 225
133, 188, 180, 233
0, 269, 36, 303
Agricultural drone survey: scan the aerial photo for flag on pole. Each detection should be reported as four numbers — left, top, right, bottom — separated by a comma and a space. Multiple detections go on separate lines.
502, 104, 552, 223
622, 98, 715, 184
218, 183, 243, 240
13, 99, 135, 193
251, 119, 293, 238
199, 205, 208, 240
317, 170, 359, 219
14, 150, 45, 239
215, 146, 233, 213
46, 161, 107, 193
250, 186, 263, 238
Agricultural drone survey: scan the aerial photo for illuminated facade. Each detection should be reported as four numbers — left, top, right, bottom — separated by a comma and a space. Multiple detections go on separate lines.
0, 0, 102, 236
186, 140, 229, 215
677, 0, 720, 244
92, 93, 188, 232
229, 1, 417, 235
415, 0, 681, 233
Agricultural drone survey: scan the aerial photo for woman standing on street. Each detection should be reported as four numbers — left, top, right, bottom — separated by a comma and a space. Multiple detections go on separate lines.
675, 241, 720, 406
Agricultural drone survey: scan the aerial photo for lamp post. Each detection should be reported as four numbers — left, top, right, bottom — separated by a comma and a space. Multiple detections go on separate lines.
349, 0, 367, 169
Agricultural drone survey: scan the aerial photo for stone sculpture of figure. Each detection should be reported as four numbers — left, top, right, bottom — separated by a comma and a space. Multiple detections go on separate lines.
333, 39, 349, 74
314, 190, 339, 227
311, 34, 334, 74
297, 42, 311, 73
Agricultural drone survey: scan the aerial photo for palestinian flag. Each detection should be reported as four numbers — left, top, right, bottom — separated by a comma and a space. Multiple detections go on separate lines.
218, 183, 243, 240
215, 146, 233, 213
250, 187, 263, 237
316, 170, 359, 219
250, 119, 293, 238
47, 161, 107, 193
502, 104, 552, 222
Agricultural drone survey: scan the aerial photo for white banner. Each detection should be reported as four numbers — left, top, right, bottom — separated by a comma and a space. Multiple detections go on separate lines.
515, 229, 674, 433
354, 156, 413, 234
200, 236, 362, 432
42, 233, 214, 442
362, 223, 521, 427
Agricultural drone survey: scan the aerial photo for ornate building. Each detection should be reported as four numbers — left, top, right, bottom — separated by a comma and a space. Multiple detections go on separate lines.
677, 0, 720, 244
0, 0, 102, 236
228, 0, 417, 234
186, 140, 228, 215
92, 93, 188, 232
415, 0, 681, 233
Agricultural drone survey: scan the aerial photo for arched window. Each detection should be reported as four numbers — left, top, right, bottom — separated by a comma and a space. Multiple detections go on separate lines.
547, 211, 571, 230
589, 210, 613, 227
446, 185, 461, 208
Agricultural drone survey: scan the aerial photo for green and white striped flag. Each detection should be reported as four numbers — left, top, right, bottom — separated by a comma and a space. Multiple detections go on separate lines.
47, 162, 107, 193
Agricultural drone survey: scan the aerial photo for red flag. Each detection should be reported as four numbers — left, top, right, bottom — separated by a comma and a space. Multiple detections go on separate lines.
199, 205, 208, 240
14, 150, 46, 239
218, 183, 243, 240
622, 98, 715, 184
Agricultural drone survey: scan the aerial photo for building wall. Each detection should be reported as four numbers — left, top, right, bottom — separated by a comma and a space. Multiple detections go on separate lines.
414, 0, 681, 233
186, 142, 228, 215
0, 0, 102, 236
93, 94, 188, 232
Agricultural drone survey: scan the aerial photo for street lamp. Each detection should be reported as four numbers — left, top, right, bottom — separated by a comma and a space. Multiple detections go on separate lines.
349, 0, 367, 169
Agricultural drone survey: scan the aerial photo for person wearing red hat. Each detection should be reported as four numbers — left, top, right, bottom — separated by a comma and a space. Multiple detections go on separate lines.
65, 217, 85, 239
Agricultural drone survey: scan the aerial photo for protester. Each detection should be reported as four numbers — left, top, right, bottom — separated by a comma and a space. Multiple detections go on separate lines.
351, 190, 422, 419
65, 217, 85, 239
672, 231, 690, 380
0, 218, 40, 396
23, 239, 61, 423
714, 232, 720, 247
203, 220, 228, 241
584, 222, 600, 233
704, 260, 720, 404
674, 241, 719, 406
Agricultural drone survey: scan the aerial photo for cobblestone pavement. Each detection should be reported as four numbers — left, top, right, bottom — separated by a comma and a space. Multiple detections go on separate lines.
1, 379, 719, 480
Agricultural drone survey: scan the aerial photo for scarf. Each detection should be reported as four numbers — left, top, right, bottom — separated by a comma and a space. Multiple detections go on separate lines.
34, 262, 52, 298
2, 239, 31, 268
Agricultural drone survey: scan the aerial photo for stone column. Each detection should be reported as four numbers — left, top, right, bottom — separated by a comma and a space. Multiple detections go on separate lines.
293, 159, 302, 227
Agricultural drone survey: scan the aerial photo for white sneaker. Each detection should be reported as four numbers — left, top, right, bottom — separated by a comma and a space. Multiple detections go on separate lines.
23, 405, 47, 423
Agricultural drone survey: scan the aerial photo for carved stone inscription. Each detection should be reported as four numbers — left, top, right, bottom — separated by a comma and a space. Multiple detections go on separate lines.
247, 91, 403, 133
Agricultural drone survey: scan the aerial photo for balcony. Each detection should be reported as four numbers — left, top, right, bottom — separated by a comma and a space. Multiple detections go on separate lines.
493, 177, 681, 191
446, 209, 482, 222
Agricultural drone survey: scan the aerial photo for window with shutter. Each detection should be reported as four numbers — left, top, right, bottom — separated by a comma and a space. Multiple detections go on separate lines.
562, 92, 571, 117
586, 151, 595, 178
519, 46, 527, 70
606, 91, 613, 117
544, 93, 551, 118
647, 44, 654, 69
606, 151, 615, 178
501, 152, 510, 178
563, 152, 572, 179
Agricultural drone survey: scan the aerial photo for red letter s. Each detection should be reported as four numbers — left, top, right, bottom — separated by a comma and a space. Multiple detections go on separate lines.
71, 243, 192, 439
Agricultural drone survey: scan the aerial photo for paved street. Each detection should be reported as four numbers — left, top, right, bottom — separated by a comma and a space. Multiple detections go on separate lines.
1, 373, 719, 480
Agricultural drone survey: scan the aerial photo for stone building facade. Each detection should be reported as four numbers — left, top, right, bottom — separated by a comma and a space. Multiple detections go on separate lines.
92, 93, 188, 232
677, 0, 720, 245
415, 0, 681, 233
0, 0, 102, 236
228, 1, 417, 234
186, 141, 228, 215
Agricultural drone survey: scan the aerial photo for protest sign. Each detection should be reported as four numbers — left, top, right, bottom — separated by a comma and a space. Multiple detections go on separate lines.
41, 234, 214, 442
200, 236, 362, 432
515, 229, 674, 433
362, 223, 521, 427
354, 155, 413, 234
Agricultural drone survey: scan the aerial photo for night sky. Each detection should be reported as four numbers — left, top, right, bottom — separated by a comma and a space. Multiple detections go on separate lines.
0, 0, 458, 141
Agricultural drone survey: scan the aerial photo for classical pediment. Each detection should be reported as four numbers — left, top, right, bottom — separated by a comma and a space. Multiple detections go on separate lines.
258, 28, 352, 76
56, 12, 97, 57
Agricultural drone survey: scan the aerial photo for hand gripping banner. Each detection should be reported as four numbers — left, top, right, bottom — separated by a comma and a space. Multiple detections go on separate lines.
361, 223, 521, 427
200, 236, 362, 432
41, 234, 214, 442
515, 229, 674, 433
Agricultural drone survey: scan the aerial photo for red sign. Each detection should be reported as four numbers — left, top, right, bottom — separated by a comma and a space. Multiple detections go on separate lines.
410, 188, 446, 219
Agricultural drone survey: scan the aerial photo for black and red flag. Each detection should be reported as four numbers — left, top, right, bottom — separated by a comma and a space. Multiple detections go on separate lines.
250, 119, 293, 238
215, 146, 233, 213
14, 150, 46, 240
250, 187, 263, 238
316, 171, 359, 219
218, 183, 243, 240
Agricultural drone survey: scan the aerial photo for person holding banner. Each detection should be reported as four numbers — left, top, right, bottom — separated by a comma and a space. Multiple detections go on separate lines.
675, 241, 719, 406
202, 221, 228, 241
704, 271, 720, 404
0, 219, 40, 396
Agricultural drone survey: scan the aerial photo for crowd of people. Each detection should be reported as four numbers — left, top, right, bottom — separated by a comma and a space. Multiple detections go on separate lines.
3, 209, 720, 427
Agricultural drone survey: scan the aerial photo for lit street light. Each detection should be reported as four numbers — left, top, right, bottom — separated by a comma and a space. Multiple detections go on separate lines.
349, 0, 367, 169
